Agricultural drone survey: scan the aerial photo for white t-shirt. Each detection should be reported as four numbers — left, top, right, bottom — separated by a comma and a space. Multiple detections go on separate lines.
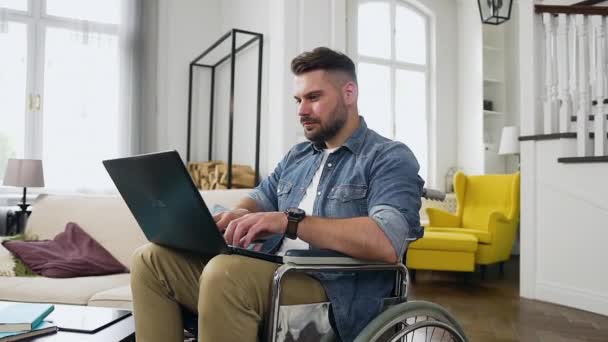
276, 147, 339, 256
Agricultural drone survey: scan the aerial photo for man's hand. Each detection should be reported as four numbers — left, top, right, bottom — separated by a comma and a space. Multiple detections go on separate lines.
223, 212, 288, 248
213, 208, 251, 231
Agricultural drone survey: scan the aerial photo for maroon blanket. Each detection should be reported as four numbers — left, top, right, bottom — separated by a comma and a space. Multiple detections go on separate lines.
2, 222, 127, 278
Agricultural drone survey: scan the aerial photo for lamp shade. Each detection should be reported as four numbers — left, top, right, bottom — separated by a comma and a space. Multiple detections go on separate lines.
3, 159, 45, 187
478, 0, 513, 25
498, 126, 520, 155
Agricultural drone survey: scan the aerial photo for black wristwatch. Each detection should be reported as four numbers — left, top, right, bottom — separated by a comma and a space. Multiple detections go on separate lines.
284, 207, 306, 239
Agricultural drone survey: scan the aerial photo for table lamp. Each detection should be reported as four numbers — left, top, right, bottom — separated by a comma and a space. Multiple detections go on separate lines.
499, 126, 520, 170
2, 158, 45, 215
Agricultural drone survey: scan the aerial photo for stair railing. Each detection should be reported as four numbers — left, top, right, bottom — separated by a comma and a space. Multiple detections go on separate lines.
536, 3, 608, 157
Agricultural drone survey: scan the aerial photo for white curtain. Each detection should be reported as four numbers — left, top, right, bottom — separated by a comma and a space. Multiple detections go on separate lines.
0, 8, 8, 33
42, 0, 148, 194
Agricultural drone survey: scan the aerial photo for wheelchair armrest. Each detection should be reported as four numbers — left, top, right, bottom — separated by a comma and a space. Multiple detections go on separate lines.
282, 249, 386, 265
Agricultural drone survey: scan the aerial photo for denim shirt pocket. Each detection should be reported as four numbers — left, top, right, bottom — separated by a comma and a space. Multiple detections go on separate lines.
276, 180, 293, 211
327, 184, 368, 217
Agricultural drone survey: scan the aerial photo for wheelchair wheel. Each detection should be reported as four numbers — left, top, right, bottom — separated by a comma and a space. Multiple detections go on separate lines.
354, 300, 467, 342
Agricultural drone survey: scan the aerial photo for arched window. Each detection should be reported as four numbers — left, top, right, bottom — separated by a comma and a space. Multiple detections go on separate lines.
349, 0, 431, 182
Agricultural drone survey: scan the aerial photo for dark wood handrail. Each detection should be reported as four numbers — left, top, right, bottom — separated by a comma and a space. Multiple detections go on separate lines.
535, 4, 608, 15
573, 0, 606, 6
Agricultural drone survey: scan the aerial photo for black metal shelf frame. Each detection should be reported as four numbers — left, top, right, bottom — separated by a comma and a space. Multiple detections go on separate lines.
186, 28, 263, 188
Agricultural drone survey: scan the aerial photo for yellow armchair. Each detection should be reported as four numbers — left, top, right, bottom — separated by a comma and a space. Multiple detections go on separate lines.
425, 171, 520, 266
426, 207, 460, 227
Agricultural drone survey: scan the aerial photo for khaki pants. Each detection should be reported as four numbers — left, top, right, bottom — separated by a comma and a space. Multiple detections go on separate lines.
130, 243, 328, 342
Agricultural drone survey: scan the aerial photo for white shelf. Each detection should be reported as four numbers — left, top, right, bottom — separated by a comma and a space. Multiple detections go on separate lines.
484, 78, 503, 84
483, 45, 503, 52
483, 24, 507, 174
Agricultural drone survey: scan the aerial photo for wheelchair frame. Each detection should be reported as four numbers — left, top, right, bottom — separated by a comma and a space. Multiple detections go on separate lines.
266, 259, 409, 341
264, 254, 467, 342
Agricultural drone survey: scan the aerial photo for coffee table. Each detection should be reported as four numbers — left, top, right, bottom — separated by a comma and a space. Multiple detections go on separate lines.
0, 301, 135, 342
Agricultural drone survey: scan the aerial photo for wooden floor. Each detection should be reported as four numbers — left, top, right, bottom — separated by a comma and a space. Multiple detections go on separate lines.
408, 257, 608, 342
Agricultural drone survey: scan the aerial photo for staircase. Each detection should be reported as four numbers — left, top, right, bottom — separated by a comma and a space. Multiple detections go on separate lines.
518, 1, 608, 318
524, 3, 608, 163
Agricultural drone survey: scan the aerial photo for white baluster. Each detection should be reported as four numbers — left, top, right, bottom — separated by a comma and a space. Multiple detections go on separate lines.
589, 15, 598, 139
557, 14, 571, 133
576, 14, 593, 157
544, 13, 559, 134
569, 15, 579, 132
593, 16, 608, 155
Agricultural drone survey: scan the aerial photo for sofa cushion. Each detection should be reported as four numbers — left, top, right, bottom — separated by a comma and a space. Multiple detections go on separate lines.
87, 285, 133, 309
3, 222, 128, 278
0, 235, 38, 277
200, 189, 251, 210
26, 194, 148, 268
0, 273, 130, 305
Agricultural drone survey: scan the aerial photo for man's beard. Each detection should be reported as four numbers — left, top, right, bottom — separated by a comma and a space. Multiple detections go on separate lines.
302, 101, 348, 145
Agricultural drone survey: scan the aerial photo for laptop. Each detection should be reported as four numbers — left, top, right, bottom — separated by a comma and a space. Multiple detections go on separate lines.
102, 150, 282, 263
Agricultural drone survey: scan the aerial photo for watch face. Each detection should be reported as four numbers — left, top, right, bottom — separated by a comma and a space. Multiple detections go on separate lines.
287, 207, 305, 218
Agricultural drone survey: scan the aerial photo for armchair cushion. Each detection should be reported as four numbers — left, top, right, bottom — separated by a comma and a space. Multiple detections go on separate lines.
409, 232, 478, 252
424, 227, 492, 244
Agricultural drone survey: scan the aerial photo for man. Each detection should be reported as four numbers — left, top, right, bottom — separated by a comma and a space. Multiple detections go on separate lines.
130, 47, 424, 342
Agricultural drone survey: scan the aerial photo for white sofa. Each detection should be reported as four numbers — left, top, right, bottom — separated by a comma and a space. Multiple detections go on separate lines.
0, 189, 250, 309
0, 190, 445, 309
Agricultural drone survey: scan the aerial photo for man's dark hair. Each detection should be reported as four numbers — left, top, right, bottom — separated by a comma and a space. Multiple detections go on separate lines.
291, 47, 357, 84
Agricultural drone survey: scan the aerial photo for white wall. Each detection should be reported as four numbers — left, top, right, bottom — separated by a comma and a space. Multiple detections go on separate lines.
518, 0, 608, 316
213, 0, 271, 177
456, 0, 484, 175
418, 0, 459, 191
522, 139, 608, 316
156, 0, 221, 158
504, 1, 521, 172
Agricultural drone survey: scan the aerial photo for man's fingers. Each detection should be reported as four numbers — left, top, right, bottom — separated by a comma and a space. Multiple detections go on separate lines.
218, 214, 238, 231
240, 224, 262, 247
224, 215, 250, 245
232, 220, 251, 247
224, 219, 237, 243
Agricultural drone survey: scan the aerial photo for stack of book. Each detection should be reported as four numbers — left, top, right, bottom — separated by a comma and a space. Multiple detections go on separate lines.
0, 303, 58, 341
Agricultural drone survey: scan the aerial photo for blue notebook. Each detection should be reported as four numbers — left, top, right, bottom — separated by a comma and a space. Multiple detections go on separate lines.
0, 303, 54, 332
0, 321, 57, 341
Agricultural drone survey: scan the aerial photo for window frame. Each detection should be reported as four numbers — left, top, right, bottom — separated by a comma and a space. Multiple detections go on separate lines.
0, 0, 122, 194
347, 0, 435, 185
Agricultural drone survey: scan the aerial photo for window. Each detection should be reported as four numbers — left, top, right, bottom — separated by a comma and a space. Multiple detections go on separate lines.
0, 0, 138, 192
349, 0, 431, 182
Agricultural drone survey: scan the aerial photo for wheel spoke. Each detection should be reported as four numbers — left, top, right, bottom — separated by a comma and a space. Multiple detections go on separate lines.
356, 301, 466, 342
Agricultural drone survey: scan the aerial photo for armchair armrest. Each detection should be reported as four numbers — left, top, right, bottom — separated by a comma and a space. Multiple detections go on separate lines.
485, 211, 518, 260
426, 207, 460, 227
487, 211, 513, 236
282, 249, 386, 265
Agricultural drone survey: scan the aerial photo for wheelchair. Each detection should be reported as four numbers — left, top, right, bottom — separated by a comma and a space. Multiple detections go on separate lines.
184, 188, 468, 342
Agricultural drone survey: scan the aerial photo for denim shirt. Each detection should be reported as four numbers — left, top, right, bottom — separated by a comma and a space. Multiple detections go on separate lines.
248, 117, 424, 342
